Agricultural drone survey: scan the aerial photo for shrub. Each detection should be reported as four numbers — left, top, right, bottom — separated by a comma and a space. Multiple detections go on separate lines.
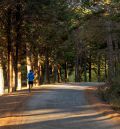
98, 79, 120, 110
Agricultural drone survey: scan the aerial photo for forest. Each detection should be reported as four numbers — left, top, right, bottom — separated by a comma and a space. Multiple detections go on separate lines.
0, 0, 120, 108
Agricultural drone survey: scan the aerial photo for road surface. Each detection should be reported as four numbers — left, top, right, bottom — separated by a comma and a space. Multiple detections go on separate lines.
1, 83, 120, 129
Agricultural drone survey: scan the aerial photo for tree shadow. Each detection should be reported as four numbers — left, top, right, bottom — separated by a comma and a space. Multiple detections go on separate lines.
0, 111, 120, 129
0, 84, 120, 129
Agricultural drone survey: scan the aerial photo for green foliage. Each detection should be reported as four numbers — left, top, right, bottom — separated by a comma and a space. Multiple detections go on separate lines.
1, 0, 120, 85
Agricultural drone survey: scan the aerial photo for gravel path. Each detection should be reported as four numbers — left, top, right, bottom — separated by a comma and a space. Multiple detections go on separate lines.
1, 83, 120, 129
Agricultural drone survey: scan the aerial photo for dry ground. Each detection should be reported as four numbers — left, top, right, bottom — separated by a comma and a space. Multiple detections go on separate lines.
0, 83, 120, 129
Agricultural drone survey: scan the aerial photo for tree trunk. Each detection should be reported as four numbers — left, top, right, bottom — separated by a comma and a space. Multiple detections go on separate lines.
97, 55, 101, 82
9, 54, 13, 92
0, 60, 4, 95
12, 68, 15, 90
6, 8, 13, 93
36, 55, 40, 86
26, 43, 32, 87
33, 54, 41, 87
106, 6, 114, 82
107, 23, 114, 82
51, 64, 54, 83
17, 62, 22, 90
45, 48, 50, 83
64, 62, 68, 82
14, 45, 19, 91
57, 64, 61, 83
75, 54, 80, 82
104, 56, 107, 80
54, 65, 57, 83
14, 3, 22, 91
89, 54, 92, 82
39, 64, 43, 85
74, 29, 81, 82
114, 40, 119, 77
107, 24, 114, 81
84, 59, 87, 82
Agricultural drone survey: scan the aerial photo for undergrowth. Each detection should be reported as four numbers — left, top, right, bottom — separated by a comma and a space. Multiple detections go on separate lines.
98, 79, 120, 110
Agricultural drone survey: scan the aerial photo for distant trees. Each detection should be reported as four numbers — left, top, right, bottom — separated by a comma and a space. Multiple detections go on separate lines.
0, 0, 120, 94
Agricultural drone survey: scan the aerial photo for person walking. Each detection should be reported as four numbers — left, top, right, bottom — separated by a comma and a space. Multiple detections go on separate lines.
27, 70, 34, 92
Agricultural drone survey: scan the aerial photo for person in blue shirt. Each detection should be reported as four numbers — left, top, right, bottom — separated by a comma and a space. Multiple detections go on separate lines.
27, 70, 34, 92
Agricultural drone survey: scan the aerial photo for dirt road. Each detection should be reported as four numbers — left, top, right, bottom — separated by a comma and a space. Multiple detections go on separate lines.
1, 83, 120, 129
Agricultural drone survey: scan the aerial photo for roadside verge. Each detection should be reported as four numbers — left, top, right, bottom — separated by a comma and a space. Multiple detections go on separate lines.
85, 86, 120, 125
0, 90, 31, 128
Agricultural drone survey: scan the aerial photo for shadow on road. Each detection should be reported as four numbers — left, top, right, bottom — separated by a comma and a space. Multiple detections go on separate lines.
0, 84, 120, 129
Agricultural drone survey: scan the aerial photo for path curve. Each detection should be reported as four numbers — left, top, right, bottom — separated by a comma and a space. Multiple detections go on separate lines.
1, 83, 120, 129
